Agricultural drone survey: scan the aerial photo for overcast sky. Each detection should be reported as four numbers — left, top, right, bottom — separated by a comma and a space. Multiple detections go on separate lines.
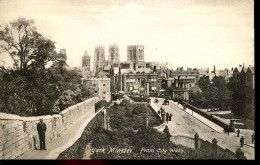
0, 0, 254, 70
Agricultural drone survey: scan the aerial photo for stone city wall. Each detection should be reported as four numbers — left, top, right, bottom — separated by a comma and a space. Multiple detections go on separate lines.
0, 97, 99, 159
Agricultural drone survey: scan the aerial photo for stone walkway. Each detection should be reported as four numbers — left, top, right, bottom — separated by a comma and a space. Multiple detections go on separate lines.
150, 98, 255, 160
16, 109, 99, 159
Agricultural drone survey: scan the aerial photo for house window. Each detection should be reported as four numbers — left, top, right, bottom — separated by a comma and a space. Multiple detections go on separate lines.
103, 84, 106, 87
102, 97, 105, 100
103, 92, 106, 94
190, 84, 192, 87
152, 87, 156, 91
93, 84, 96, 87
129, 79, 135, 83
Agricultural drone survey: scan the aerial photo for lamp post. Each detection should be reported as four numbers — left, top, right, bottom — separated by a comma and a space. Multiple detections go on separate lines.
146, 97, 151, 127
191, 100, 193, 116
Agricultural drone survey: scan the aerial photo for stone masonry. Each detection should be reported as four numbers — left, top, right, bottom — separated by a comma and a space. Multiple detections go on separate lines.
0, 97, 99, 159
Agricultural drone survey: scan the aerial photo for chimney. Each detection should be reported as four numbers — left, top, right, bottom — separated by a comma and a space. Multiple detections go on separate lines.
213, 65, 216, 72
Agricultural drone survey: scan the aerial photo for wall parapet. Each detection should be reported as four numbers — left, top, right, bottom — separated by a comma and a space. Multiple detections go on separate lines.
170, 134, 238, 159
182, 101, 229, 129
0, 97, 99, 159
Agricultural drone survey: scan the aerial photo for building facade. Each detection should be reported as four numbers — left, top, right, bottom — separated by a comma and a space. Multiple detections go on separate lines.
163, 68, 200, 100
82, 78, 111, 102
230, 66, 254, 119
122, 68, 159, 96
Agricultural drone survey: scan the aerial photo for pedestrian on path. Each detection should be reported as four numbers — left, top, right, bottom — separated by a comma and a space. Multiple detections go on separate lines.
225, 126, 229, 135
251, 133, 255, 144
37, 118, 47, 150
166, 113, 169, 123
237, 128, 240, 137
169, 113, 172, 121
240, 136, 244, 147
158, 110, 161, 115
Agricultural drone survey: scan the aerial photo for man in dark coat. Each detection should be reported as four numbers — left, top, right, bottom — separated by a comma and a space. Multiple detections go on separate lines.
37, 118, 47, 150
166, 113, 169, 123
169, 113, 172, 121
240, 136, 244, 147
237, 128, 240, 137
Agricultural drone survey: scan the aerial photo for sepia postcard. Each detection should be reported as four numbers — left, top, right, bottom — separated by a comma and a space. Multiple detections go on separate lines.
0, 0, 254, 161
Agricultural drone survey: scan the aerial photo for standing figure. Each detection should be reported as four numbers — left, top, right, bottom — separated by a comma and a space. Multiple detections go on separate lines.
166, 113, 169, 123
169, 113, 172, 121
225, 126, 229, 135
240, 136, 244, 147
237, 128, 240, 137
251, 133, 255, 144
37, 118, 47, 150
158, 110, 161, 115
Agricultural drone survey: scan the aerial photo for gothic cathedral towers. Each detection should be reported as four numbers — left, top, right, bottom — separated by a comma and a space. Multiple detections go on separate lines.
93, 45, 105, 74
82, 50, 91, 72
127, 45, 144, 62
109, 44, 120, 65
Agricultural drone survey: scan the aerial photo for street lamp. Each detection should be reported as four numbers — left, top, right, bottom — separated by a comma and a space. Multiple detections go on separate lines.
146, 97, 151, 127
191, 100, 194, 116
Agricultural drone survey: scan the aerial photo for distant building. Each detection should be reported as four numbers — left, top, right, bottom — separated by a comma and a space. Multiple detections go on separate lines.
127, 45, 144, 63
82, 50, 93, 78
122, 67, 159, 96
93, 45, 106, 75
229, 65, 254, 119
82, 50, 91, 72
163, 68, 200, 100
209, 65, 232, 82
197, 68, 210, 78
171, 68, 199, 90
108, 44, 120, 65
81, 78, 111, 102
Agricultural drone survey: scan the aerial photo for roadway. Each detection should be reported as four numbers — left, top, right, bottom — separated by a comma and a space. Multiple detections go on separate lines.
150, 98, 255, 160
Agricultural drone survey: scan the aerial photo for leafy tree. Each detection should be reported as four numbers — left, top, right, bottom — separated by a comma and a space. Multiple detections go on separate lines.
0, 17, 60, 115
198, 77, 210, 91
0, 17, 56, 74
190, 76, 232, 110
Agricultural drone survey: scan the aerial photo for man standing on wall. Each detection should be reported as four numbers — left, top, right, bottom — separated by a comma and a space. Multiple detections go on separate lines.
37, 118, 47, 150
